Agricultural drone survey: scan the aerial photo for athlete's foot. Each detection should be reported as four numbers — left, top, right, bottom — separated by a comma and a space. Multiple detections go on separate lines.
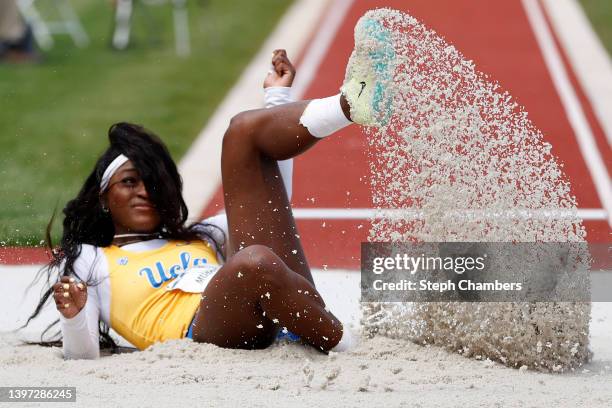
330, 323, 357, 352
340, 11, 396, 127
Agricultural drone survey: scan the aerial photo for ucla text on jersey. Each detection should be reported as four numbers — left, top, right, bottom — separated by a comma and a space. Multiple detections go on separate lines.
137, 251, 210, 288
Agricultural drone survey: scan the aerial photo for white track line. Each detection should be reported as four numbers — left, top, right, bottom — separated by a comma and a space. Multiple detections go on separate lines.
541, 0, 612, 147
522, 0, 612, 227
178, 0, 332, 221
291, 0, 355, 99
289, 208, 607, 221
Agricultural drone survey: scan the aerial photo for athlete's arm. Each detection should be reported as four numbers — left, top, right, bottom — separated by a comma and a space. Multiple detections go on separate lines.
58, 283, 101, 359
54, 248, 102, 359
201, 50, 297, 259
264, 49, 296, 200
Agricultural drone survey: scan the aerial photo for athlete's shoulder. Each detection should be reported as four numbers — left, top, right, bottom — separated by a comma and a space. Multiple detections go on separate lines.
78, 243, 100, 256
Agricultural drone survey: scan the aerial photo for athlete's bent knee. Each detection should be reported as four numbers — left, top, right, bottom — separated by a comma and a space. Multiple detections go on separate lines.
223, 111, 262, 145
222, 111, 260, 166
233, 245, 288, 288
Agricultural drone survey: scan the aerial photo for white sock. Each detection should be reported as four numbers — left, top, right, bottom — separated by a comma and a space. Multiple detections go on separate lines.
330, 324, 354, 352
299, 94, 352, 138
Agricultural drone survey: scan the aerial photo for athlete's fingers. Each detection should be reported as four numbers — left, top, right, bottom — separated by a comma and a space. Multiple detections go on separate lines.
55, 276, 74, 287
272, 48, 286, 57
68, 282, 78, 298
53, 276, 86, 310
272, 54, 292, 68
53, 290, 70, 303
58, 276, 85, 289
272, 50, 291, 67
270, 50, 282, 66
53, 293, 67, 310
271, 51, 290, 68
53, 286, 69, 298
70, 281, 87, 309
271, 60, 283, 76
281, 64, 296, 79
55, 278, 73, 296
53, 289, 69, 304
55, 302, 71, 312
272, 53, 286, 65
276, 63, 295, 80
273, 58, 290, 73
54, 281, 69, 291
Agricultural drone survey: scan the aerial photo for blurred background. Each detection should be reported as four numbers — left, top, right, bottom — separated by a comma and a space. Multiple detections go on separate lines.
0, 0, 290, 245
0, 0, 610, 254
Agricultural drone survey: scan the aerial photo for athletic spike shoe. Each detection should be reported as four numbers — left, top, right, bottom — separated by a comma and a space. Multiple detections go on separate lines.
341, 12, 396, 127
276, 328, 300, 342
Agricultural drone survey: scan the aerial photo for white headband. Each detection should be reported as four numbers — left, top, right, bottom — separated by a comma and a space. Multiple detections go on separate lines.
100, 154, 129, 192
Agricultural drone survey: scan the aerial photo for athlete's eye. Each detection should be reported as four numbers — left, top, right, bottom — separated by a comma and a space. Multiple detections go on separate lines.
121, 177, 139, 187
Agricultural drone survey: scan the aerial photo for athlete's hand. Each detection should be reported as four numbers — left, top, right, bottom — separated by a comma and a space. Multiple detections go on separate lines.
53, 276, 87, 319
264, 49, 296, 88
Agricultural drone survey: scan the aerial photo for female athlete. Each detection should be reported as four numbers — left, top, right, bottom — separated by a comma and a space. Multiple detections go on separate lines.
26, 48, 370, 358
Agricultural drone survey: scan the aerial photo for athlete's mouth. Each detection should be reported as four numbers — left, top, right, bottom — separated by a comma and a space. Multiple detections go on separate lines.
132, 202, 155, 210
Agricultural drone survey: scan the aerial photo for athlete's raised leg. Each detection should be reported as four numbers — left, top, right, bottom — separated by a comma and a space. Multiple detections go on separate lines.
196, 16, 392, 349
221, 54, 351, 284
193, 51, 354, 351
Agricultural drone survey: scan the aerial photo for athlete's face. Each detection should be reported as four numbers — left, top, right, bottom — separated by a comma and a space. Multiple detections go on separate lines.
103, 161, 161, 235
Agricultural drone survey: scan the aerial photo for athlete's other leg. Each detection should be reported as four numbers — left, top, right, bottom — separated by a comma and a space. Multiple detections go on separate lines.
194, 51, 352, 350
192, 245, 343, 351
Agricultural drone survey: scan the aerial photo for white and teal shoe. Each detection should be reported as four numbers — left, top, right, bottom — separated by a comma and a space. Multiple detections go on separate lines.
341, 12, 396, 127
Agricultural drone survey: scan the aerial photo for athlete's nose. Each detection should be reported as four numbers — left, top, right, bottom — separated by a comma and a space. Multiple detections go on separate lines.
135, 179, 149, 198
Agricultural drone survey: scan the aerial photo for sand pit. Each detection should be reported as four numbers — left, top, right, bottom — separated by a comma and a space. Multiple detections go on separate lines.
1, 266, 611, 407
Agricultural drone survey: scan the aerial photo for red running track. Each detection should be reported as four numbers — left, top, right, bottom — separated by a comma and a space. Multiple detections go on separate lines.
198, 0, 611, 270
2, 0, 610, 267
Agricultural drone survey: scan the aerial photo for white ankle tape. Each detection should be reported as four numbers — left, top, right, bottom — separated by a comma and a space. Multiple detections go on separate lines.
299, 94, 352, 138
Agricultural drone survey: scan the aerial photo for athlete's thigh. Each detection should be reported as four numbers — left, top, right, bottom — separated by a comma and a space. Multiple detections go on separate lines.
191, 259, 278, 349
221, 126, 312, 282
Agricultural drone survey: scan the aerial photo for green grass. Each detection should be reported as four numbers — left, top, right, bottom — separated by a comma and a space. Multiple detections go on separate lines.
0, 0, 291, 246
579, 0, 612, 55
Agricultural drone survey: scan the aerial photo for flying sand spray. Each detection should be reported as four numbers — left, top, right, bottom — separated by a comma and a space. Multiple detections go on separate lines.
348, 9, 590, 372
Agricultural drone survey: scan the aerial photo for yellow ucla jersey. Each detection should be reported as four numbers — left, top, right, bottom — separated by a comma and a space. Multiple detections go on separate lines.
103, 240, 219, 350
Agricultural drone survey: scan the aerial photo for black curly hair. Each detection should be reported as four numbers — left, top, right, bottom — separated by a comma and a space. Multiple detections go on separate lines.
23, 122, 224, 352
